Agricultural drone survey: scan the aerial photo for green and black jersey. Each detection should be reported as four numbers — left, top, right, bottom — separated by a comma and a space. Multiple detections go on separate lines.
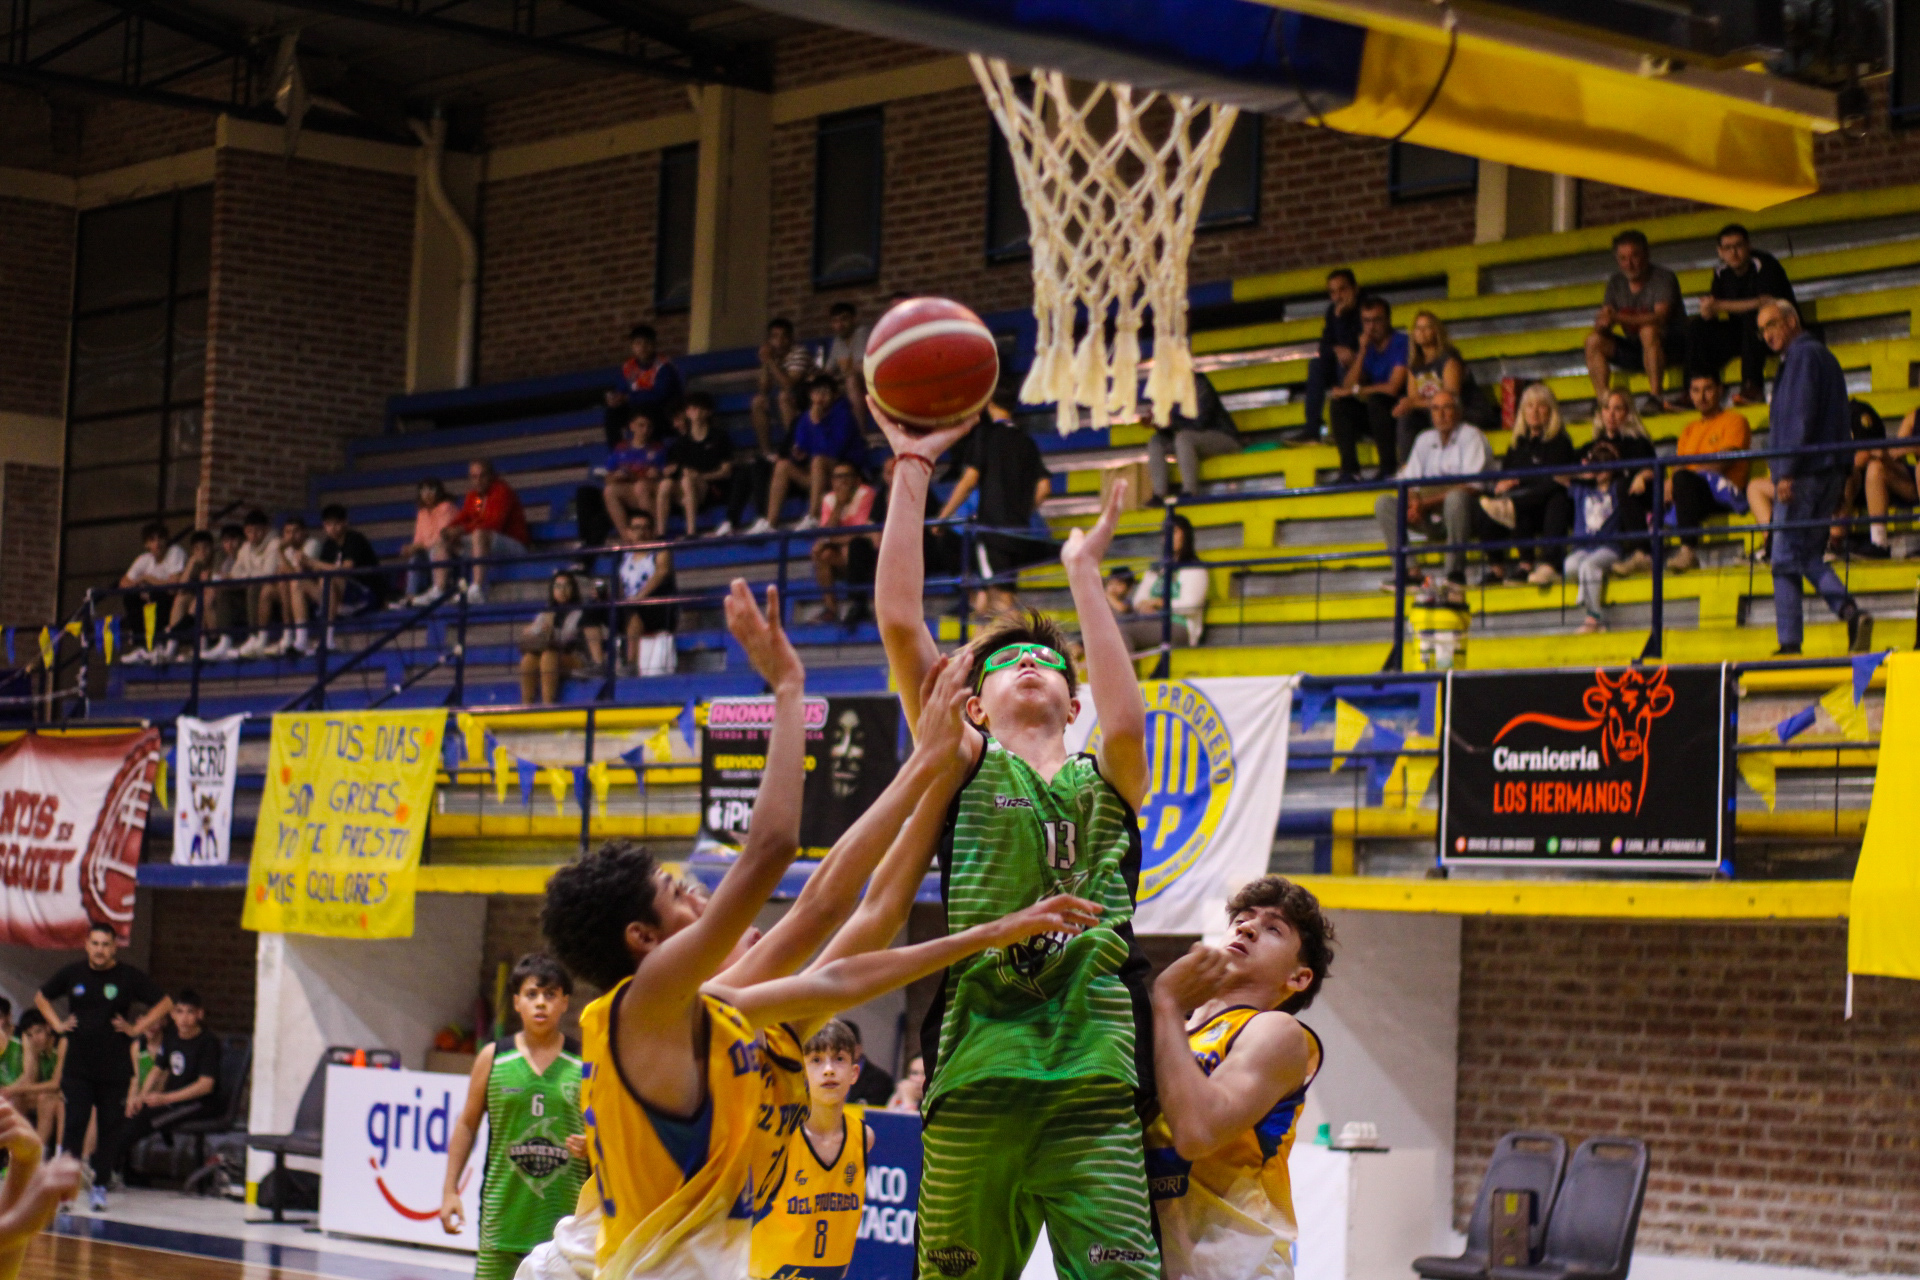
920, 727, 1155, 1110
479, 1035, 588, 1254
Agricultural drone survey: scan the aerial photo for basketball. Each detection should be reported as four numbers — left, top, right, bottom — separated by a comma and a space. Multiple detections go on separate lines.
863, 296, 999, 432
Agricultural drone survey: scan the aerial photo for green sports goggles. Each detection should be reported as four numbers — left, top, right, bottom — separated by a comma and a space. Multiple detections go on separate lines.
976, 642, 1068, 689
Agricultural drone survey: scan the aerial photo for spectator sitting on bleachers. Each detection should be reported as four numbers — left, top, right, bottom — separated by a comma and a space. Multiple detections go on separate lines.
317, 504, 390, 629
401, 478, 460, 606
616, 510, 677, 676
1330, 294, 1410, 483
1662, 371, 1751, 573
599, 409, 677, 537
840, 454, 893, 625
232, 509, 283, 659
933, 403, 1053, 618
276, 515, 325, 658
1123, 512, 1210, 653
1585, 229, 1688, 416
1690, 223, 1794, 406
1584, 390, 1658, 576
1395, 311, 1496, 461
808, 461, 877, 623
1478, 382, 1576, 586
200, 523, 248, 660
1835, 404, 1920, 561
1372, 389, 1492, 604
826, 302, 872, 430
761, 375, 863, 533
753, 318, 814, 441
518, 570, 607, 705
1146, 370, 1239, 504
8, 1010, 64, 1146
665, 391, 738, 538
118, 522, 185, 664
443, 460, 530, 606
603, 323, 681, 448
1301, 268, 1361, 441
1563, 439, 1632, 635
154, 531, 221, 664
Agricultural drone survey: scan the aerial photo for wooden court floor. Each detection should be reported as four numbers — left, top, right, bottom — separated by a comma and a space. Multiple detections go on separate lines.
25, 1233, 308, 1279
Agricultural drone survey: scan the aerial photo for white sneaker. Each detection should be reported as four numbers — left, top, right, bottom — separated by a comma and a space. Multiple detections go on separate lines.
290, 639, 319, 658
201, 637, 237, 661
712, 521, 734, 538
745, 518, 773, 535
261, 637, 288, 657
792, 515, 819, 532
465, 583, 487, 605
154, 640, 179, 664
410, 587, 445, 607
122, 648, 150, 665
236, 635, 265, 659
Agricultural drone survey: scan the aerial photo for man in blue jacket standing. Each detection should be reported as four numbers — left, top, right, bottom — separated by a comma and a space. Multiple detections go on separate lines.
1760, 301, 1873, 655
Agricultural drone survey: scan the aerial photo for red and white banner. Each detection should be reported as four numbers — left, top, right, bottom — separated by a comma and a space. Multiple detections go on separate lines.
0, 730, 161, 947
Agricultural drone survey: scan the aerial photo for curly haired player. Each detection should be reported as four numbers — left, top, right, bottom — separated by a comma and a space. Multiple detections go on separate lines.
871, 398, 1158, 1280
518, 582, 1099, 1280
1145, 876, 1336, 1280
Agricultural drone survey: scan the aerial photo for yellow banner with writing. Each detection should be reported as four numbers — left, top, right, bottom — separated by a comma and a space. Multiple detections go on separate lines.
242, 710, 445, 939
1850, 653, 1920, 982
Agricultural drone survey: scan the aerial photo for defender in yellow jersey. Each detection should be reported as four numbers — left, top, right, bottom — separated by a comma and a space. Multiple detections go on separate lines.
1146, 877, 1337, 1280
750, 1020, 871, 1280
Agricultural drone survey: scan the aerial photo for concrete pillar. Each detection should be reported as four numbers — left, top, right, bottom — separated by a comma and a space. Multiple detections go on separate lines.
246, 894, 486, 1188
687, 85, 772, 354
1475, 164, 1576, 243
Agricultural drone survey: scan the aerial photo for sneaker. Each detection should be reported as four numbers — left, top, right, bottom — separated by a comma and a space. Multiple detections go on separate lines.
745, 518, 774, 535
1527, 562, 1561, 586
261, 637, 288, 658
1856, 541, 1892, 560
1477, 566, 1507, 587
290, 639, 319, 658
154, 640, 179, 664
1848, 610, 1874, 654
465, 583, 487, 605
121, 648, 150, 666
1823, 537, 1845, 563
89, 1184, 106, 1213
1667, 545, 1699, 573
1478, 496, 1516, 528
712, 521, 734, 538
792, 515, 819, 532
201, 636, 238, 661
409, 586, 446, 608
1575, 615, 1607, 635
1750, 538, 1772, 565
236, 635, 265, 659
1612, 550, 1652, 577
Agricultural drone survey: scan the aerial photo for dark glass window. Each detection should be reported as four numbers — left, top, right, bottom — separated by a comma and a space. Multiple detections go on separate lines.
1198, 113, 1262, 229
654, 143, 699, 313
814, 109, 884, 287
61, 188, 211, 616
1389, 143, 1478, 202
986, 122, 1030, 263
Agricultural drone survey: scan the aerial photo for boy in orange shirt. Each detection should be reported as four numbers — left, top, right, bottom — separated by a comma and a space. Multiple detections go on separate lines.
1664, 370, 1751, 572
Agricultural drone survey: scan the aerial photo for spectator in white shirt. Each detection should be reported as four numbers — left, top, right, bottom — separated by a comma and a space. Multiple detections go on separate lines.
1113, 513, 1211, 653
118, 523, 186, 664
231, 510, 284, 659
270, 516, 324, 659
826, 302, 872, 430
1371, 390, 1494, 603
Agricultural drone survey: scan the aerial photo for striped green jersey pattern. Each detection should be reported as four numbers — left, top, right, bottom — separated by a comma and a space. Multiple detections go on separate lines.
480, 1036, 588, 1253
927, 735, 1143, 1107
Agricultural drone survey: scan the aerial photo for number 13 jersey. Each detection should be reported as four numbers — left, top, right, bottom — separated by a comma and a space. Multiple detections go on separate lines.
923, 729, 1151, 1109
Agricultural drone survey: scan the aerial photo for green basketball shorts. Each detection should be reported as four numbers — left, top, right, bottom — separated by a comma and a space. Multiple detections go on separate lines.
474, 1246, 528, 1280
918, 1078, 1159, 1280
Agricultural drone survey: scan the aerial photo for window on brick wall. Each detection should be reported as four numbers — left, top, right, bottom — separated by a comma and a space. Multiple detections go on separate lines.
61, 187, 212, 617
1199, 113, 1262, 229
655, 143, 699, 312
986, 120, 1030, 263
815, 109, 884, 287
1389, 142, 1478, 202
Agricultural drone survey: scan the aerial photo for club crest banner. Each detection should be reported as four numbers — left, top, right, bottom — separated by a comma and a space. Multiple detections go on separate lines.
0, 729, 161, 947
1068, 677, 1298, 936
242, 710, 445, 939
173, 714, 244, 866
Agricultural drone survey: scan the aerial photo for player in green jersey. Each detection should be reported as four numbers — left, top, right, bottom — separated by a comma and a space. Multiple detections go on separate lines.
0, 1001, 20, 1094
440, 954, 588, 1280
871, 400, 1156, 1280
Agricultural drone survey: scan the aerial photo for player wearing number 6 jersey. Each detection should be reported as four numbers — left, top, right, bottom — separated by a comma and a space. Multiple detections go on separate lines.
871, 399, 1157, 1280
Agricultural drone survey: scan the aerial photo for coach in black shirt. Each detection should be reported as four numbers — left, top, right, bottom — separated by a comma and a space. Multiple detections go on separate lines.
1690, 223, 1797, 405
36, 921, 170, 1210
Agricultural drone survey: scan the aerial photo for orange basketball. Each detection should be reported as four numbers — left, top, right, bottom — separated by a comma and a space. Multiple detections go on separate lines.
863, 297, 1000, 432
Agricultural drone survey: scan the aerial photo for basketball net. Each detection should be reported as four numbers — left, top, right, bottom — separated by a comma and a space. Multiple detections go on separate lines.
971, 55, 1240, 435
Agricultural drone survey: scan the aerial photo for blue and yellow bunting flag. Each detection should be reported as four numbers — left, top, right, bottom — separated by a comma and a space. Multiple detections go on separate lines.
1820, 681, 1871, 742
1330, 698, 1369, 773
1736, 732, 1778, 812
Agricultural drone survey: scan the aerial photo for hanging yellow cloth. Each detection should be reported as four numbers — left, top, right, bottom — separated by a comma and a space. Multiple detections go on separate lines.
1849, 653, 1920, 981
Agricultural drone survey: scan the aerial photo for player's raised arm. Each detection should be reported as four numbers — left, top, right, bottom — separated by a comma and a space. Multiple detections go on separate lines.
712, 653, 974, 989
870, 397, 975, 735
1150, 944, 1311, 1160
623, 580, 805, 1028
1063, 480, 1149, 808
716, 895, 1103, 1032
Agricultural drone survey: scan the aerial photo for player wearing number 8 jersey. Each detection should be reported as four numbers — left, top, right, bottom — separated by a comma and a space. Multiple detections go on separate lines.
871, 398, 1157, 1280
750, 1019, 871, 1280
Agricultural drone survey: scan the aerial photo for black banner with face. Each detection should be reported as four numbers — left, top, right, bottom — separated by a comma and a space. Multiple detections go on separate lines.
1440, 664, 1730, 870
701, 695, 902, 855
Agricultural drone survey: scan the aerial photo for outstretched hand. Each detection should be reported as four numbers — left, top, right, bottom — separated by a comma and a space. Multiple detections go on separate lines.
1153, 941, 1232, 1013
984, 894, 1104, 949
911, 650, 977, 769
723, 580, 803, 693
1062, 477, 1127, 574
868, 397, 974, 465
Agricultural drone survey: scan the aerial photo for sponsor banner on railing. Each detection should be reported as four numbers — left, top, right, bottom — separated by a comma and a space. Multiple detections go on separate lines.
700, 696, 902, 857
1068, 678, 1299, 937
173, 714, 244, 866
1441, 664, 1730, 870
0, 729, 160, 947
848, 1109, 920, 1280
242, 710, 445, 939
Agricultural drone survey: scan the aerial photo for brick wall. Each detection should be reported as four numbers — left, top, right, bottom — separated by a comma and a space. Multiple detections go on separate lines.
0, 464, 60, 626
203, 149, 413, 519
484, 74, 690, 149
145, 889, 255, 1037
476, 155, 682, 383
1455, 918, 1920, 1273
0, 197, 74, 419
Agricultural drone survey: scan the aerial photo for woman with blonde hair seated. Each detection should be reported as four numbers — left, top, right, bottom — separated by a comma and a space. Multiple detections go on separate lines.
1393, 310, 1496, 463
1478, 382, 1578, 584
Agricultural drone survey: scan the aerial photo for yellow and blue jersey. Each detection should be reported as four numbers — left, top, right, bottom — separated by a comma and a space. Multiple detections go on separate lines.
749, 1110, 867, 1280
578, 984, 770, 1279
1143, 1006, 1323, 1280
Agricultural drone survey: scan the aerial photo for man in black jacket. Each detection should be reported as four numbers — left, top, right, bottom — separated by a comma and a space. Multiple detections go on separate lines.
1301, 268, 1362, 441
1690, 223, 1797, 405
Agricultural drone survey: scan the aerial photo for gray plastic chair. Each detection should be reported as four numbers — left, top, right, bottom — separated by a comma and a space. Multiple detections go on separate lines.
1414, 1132, 1568, 1280
1489, 1137, 1649, 1280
